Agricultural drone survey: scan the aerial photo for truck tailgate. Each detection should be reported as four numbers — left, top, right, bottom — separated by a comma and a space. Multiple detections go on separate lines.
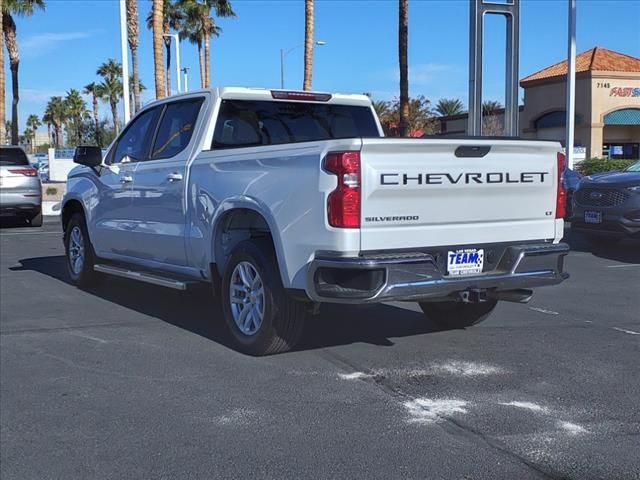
359, 138, 561, 251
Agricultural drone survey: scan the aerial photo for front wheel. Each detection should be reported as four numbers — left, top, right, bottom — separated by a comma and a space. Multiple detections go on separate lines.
419, 299, 498, 329
64, 213, 102, 288
221, 239, 306, 356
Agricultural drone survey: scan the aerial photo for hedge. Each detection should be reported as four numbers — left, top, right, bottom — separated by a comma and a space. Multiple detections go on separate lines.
576, 158, 635, 176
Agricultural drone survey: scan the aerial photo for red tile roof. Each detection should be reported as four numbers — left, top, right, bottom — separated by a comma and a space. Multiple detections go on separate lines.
520, 47, 640, 86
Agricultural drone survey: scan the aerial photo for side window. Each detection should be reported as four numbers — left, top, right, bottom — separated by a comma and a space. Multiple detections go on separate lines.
150, 98, 204, 160
111, 107, 159, 164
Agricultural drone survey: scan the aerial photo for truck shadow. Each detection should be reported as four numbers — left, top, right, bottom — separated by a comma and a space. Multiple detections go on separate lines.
563, 228, 640, 264
10, 256, 439, 354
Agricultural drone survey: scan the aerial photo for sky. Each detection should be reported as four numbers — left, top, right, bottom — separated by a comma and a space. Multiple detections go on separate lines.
6, 0, 640, 133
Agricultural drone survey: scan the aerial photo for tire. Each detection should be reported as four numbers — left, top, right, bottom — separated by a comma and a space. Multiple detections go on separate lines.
64, 212, 102, 288
30, 211, 43, 227
419, 299, 498, 329
221, 239, 306, 356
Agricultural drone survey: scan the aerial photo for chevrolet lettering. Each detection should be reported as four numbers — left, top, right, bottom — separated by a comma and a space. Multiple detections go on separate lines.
380, 172, 549, 186
62, 87, 569, 356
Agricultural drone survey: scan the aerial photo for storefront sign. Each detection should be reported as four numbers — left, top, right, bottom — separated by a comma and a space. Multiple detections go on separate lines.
609, 87, 640, 97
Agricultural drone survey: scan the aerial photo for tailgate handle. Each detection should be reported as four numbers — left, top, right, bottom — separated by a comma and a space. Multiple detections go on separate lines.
455, 146, 490, 158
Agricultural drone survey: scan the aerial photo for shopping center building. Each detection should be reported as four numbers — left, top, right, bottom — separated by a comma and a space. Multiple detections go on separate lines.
438, 47, 640, 160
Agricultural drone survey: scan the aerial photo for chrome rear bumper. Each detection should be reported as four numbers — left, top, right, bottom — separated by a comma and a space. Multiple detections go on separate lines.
307, 242, 569, 304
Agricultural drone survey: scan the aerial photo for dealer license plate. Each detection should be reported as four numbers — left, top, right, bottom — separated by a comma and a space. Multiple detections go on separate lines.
447, 249, 484, 276
584, 211, 602, 224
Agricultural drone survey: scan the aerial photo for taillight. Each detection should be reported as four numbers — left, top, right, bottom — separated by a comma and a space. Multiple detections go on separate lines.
271, 90, 332, 102
324, 151, 361, 228
8, 168, 38, 177
556, 152, 567, 219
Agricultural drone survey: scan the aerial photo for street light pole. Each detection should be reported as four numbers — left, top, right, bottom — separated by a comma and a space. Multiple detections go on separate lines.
565, 0, 577, 169
279, 41, 326, 89
119, 0, 130, 123
163, 33, 182, 94
182, 67, 189, 92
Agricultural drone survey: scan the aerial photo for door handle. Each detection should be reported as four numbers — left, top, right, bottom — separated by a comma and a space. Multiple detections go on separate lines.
119, 175, 133, 184
167, 172, 183, 182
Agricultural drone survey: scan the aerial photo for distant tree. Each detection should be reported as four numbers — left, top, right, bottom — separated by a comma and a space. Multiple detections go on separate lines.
482, 100, 504, 136
83, 82, 104, 146
128, 74, 146, 113
177, 1, 220, 88
97, 59, 123, 134
372, 95, 437, 137
43, 96, 66, 148
2, 0, 46, 144
436, 98, 465, 117
64, 89, 88, 146
25, 113, 40, 152
482, 100, 502, 115
372, 100, 392, 125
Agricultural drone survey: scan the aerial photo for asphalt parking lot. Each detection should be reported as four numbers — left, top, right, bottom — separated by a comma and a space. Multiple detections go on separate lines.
1, 218, 639, 480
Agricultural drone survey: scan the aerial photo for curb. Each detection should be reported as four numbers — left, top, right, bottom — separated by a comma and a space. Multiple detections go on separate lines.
43, 201, 61, 216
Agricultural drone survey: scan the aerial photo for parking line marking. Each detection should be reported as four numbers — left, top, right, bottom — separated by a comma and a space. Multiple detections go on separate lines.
606, 264, 640, 268
0, 231, 62, 236
612, 327, 640, 336
528, 307, 559, 315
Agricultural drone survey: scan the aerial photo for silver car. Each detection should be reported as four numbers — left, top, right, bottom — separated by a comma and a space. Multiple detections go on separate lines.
0, 145, 42, 226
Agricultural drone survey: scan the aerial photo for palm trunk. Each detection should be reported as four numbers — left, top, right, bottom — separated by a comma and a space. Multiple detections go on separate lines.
54, 124, 62, 148
203, 24, 210, 88
111, 99, 120, 135
197, 40, 205, 88
398, 0, 409, 137
126, 0, 141, 112
152, 0, 166, 99
3, 13, 19, 145
47, 124, 51, 145
92, 94, 101, 147
165, 38, 172, 96
131, 48, 140, 112
0, 0, 5, 145
303, 0, 314, 91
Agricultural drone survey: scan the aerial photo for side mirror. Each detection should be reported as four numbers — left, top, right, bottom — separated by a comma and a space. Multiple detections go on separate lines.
73, 145, 102, 167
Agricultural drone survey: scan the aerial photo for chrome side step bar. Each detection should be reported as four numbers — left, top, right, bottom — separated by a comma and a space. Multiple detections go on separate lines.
94, 264, 189, 290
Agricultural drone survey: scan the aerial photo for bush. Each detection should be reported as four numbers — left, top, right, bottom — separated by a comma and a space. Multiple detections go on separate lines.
576, 158, 635, 176
45, 187, 58, 196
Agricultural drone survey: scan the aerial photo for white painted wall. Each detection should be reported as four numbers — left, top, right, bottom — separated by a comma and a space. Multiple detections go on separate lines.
47, 148, 76, 182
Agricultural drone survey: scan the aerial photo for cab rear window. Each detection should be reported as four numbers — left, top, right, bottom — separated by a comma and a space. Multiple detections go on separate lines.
0, 147, 29, 166
212, 99, 380, 149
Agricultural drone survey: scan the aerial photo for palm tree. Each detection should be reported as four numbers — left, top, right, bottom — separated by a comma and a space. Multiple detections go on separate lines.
2, 0, 46, 144
25, 113, 40, 152
177, 0, 234, 88
97, 59, 123, 134
128, 74, 146, 112
83, 82, 103, 145
152, 0, 165, 98
436, 98, 465, 117
177, 5, 219, 88
482, 100, 503, 115
147, 0, 183, 96
126, 0, 141, 112
303, 0, 313, 91
64, 89, 87, 146
43, 96, 66, 148
398, 0, 409, 137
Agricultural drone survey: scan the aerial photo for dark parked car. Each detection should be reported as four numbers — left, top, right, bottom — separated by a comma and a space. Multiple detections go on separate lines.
563, 168, 582, 218
572, 160, 640, 241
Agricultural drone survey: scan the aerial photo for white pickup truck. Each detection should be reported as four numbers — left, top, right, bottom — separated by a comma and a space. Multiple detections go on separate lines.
62, 88, 569, 355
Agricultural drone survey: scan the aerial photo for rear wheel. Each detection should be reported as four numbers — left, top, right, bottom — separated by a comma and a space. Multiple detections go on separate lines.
419, 299, 498, 329
64, 212, 101, 288
221, 239, 306, 356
